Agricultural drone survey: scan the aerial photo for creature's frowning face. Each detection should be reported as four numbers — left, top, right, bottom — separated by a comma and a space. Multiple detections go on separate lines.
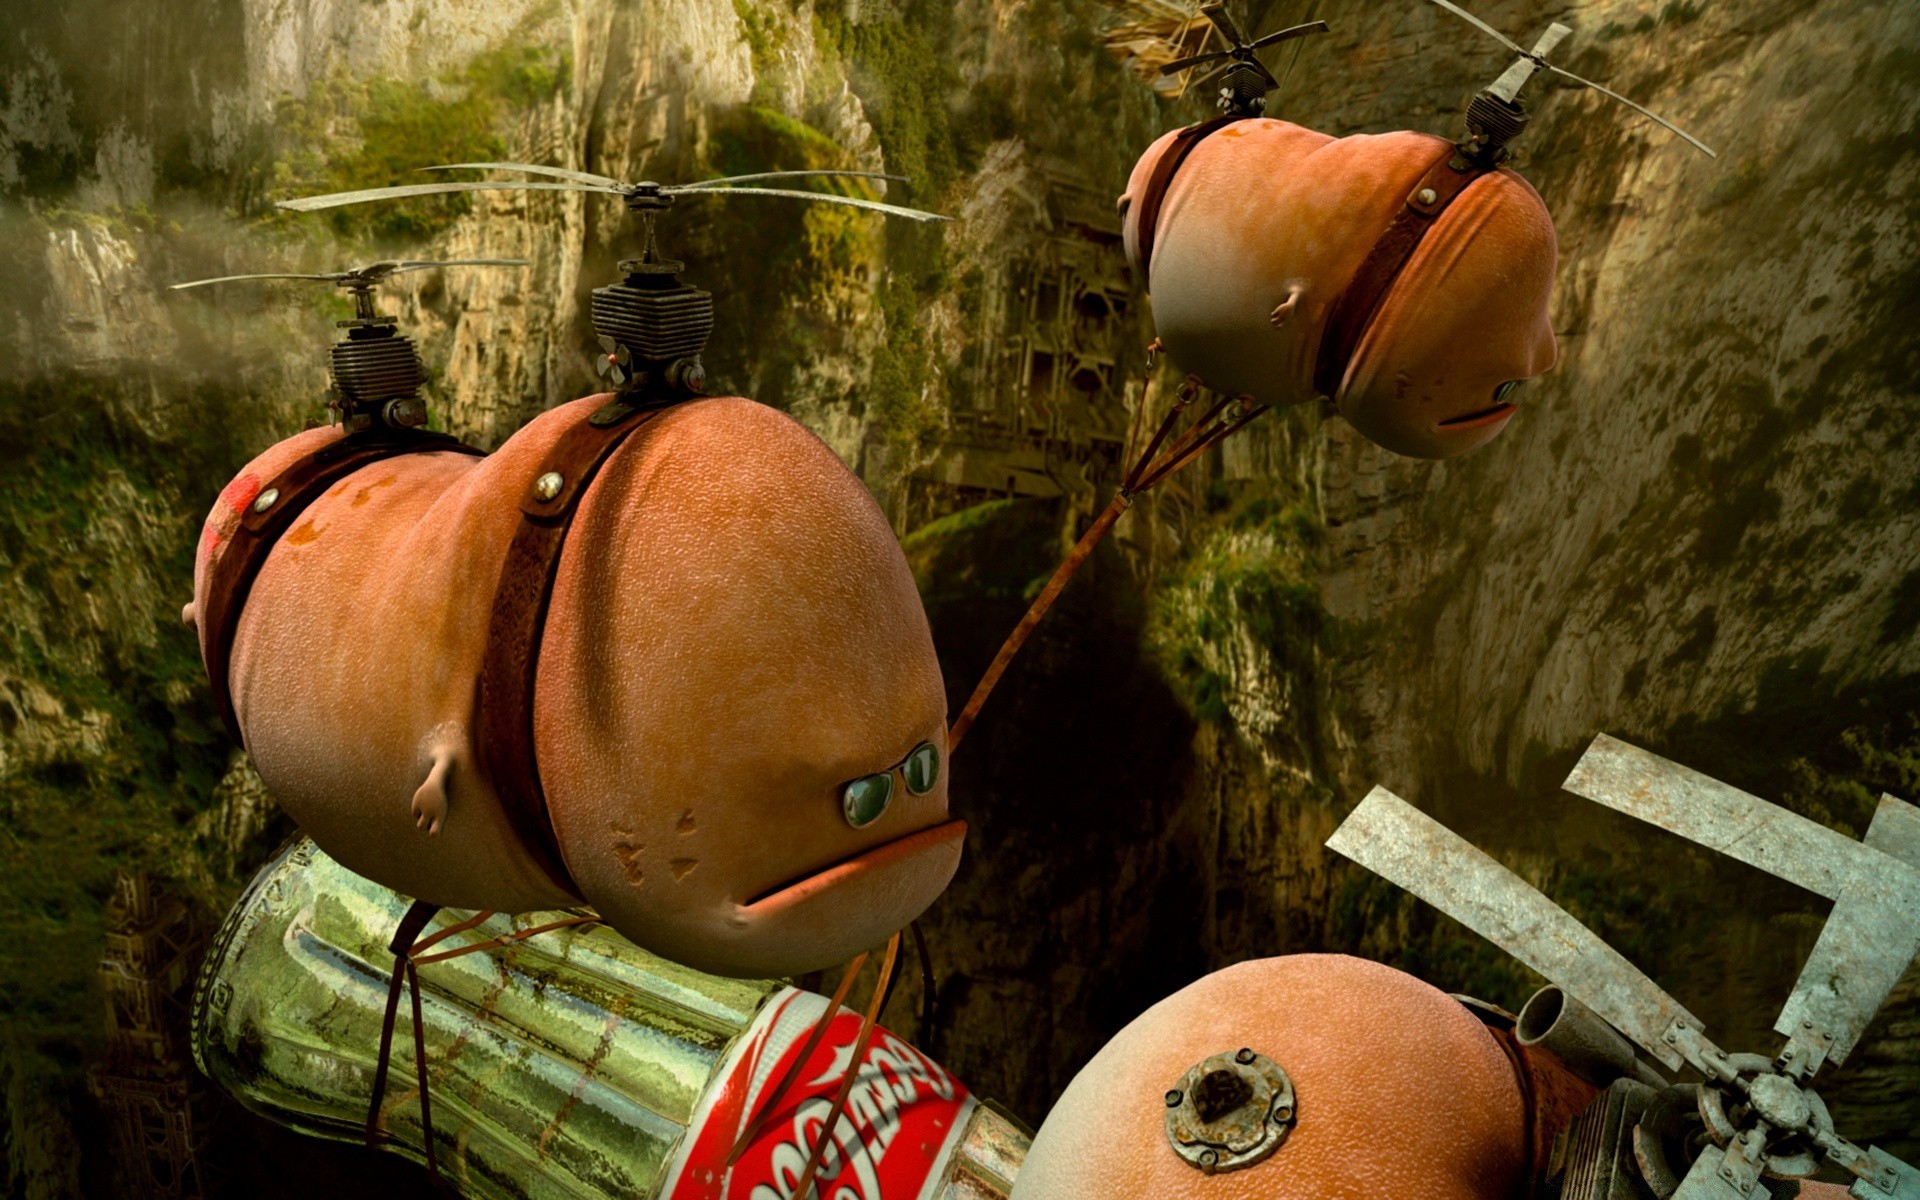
537, 398, 962, 979
1337, 170, 1558, 459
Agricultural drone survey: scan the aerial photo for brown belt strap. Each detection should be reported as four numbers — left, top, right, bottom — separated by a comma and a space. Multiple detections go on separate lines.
1313, 147, 1491, 399
475, 403, 669, 898
1134, 115, 1246, 280
200, 433, 484, 742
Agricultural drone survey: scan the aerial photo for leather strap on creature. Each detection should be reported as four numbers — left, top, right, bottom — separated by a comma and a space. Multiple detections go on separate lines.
1133, 115, 1247, 280
1457, 997, 1600, 1200
475, 399, 676, 899
1312, 146, 1493, 400
200, 431, 484, 742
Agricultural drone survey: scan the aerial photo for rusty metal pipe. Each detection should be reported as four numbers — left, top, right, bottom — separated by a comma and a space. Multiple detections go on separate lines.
1516, 985, 1666, 1089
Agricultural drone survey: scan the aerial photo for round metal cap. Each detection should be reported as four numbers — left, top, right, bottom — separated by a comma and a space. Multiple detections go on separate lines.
1163, 1048, 1296, 1174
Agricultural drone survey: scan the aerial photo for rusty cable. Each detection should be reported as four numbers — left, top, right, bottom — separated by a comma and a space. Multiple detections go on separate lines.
792, 933, 903, 1200
727, 949, 872, 1165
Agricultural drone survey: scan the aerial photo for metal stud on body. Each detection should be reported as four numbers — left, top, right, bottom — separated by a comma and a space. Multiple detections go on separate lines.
1163, 1048, 1297, 1174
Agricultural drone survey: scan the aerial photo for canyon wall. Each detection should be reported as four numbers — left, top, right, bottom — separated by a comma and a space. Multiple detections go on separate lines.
1, 0, 1914, 1193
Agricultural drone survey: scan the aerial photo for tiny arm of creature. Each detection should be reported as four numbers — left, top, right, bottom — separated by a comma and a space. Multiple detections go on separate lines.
181, 600, 197, 628
411, 751, 453, 836
1269, 279, 1308, 328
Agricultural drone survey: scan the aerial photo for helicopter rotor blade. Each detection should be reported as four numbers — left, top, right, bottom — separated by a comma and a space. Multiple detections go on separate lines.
419, 161, 629, 188
673, 169, 910, 191
1159, 48, 1234, 75
1199, 2, 1247, 49
1247, 18, 1330, 51
1247, 53, 1280, 90
1326, 786, 1717, 1074
277, 180, 621, 212
1542, 63, 1719, 157
170, 272, 347, 290
669, 185, 953, 223
384, 258, 531, 275
1487, 24, 1569, 103
1420, 0, 1529, 58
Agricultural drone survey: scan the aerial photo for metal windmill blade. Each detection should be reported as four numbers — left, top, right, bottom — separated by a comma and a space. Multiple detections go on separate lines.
1326, 787, 1728, 1076
1332, 746, 1920, 1199
1565, 736, 1920, 1073
1419, 0, 1716, 162
1157, 5, 1329, 117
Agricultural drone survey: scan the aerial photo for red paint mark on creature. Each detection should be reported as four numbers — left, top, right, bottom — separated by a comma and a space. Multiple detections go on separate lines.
201, 475, 262, 562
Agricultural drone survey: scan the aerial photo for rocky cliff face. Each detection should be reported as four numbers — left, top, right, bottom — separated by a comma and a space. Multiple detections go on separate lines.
1, 0, 1915, 1193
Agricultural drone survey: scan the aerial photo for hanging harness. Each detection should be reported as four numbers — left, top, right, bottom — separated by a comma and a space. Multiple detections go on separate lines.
1131, 119, 1493, 401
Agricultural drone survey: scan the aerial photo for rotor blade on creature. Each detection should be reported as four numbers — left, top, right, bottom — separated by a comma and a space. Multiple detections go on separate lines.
277, 180, 622, 212
1325, 786, 1717, 1073
419, 161, 629, 188
1543, 63, 1718, 157
673, 169, 910, 191
1772, 858, 1920, 1069
1564, 735, 1892, 901
1200, 2, 1246, 48
170, 273, 346, 289
669, 186, 953, 222
1248, 53, 1280, 89
1160, 48, 1234, 75
1247, 18, 1330, 51
385, 259, 531, 275
1488, 19, 1568, 108
1420, 0, 1529, 57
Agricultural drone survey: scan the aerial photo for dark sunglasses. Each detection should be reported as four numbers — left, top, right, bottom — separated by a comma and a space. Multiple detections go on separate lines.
841, 741, 941, 828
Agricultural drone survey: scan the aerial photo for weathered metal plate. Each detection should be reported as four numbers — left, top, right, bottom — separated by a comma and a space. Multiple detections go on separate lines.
1564, 735, 1872, 900
1326, 787, 1706, 1071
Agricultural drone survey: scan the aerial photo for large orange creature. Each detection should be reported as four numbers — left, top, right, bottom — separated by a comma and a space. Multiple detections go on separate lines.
1010, 955, 1540, 1200
184, 395, 963, 979
1120, 119, 1558, 460
1119, 2, 1718, 461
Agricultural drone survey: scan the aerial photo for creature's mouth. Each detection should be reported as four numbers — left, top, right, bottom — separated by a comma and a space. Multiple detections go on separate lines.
1437, 402, 1516, 430
740, 819, 968, 914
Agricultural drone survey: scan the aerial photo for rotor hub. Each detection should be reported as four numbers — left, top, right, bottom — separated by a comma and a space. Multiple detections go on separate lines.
1746, 1073, 1813, 1133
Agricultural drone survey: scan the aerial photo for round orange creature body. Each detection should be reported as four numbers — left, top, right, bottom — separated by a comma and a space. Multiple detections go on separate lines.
1120, 119, 1559, 459
1011, 954, 1528, 1200
188, 396, 962, 979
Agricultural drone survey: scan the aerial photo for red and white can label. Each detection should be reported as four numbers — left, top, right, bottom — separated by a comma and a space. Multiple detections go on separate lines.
660, 987, 976, 1200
